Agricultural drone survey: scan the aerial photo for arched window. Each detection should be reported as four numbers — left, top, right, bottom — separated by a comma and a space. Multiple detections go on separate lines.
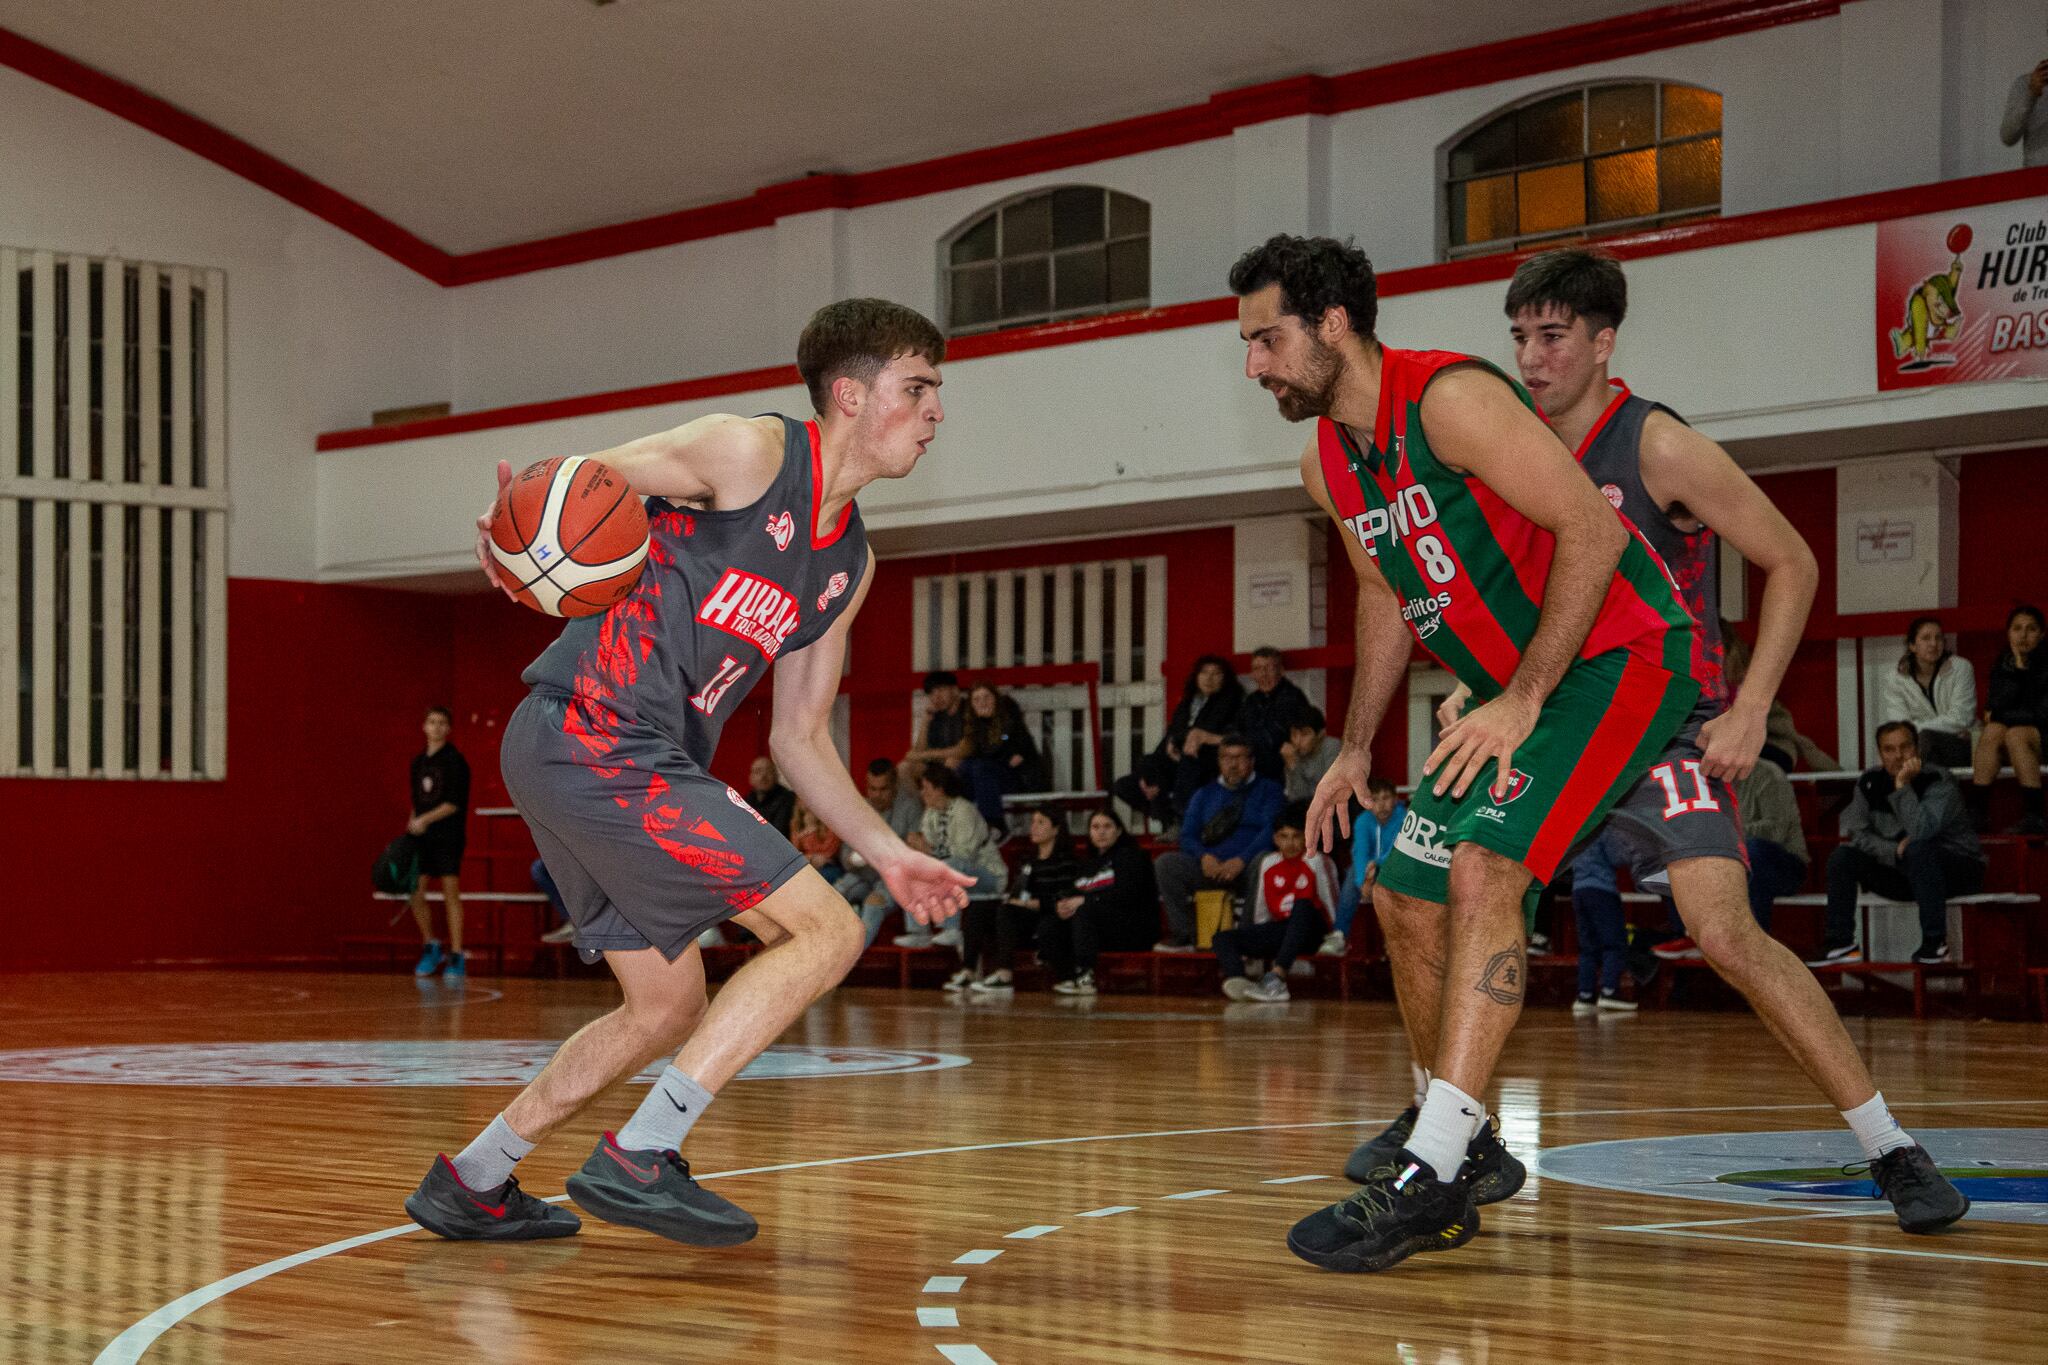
1443, 81, 1721, 259
943, 187, 1150, 335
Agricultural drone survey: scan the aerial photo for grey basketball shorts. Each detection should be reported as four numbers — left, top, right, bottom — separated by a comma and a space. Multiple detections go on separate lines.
1598, 696, 1749, 892
502, 691, 810, 961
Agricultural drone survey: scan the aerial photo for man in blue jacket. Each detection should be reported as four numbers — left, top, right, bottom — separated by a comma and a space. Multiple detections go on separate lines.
1152, 734, 1286, 951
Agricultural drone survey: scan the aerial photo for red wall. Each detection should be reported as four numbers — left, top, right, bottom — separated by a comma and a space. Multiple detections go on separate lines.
13, 444, 2041, 970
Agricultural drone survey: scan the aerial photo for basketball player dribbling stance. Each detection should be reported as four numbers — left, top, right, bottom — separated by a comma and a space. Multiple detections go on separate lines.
404, 300, 974, 1243
1231, 234, 1706, 1272
1340, 251, 1967, 1240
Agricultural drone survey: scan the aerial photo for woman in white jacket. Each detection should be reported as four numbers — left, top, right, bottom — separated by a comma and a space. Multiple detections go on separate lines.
1880, 616, 1977, 767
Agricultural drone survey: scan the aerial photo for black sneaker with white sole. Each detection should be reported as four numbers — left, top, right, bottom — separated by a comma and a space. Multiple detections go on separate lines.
1858, 1144, 1970, 1234
405, 1155, 581, 1241
1461, 1114, 1527, 1205
1288, 1152, 1478, 1272
1343, 1105, 1418, 1183
1806, 943, 1862, 966
1911, 940, 1949, 966
564, 1133, 757, 1246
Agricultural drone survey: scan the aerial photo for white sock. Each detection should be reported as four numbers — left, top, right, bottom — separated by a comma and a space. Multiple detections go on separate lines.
615, 1065, 715, 1153
449, 1112, 535, 1193
1410, 1063, 1431, 1110
1842, 1092, 1913, 1161
1405, 1078, 1485, 1182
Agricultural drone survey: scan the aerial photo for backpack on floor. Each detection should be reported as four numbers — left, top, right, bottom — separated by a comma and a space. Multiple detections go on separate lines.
372, 834, 422, 896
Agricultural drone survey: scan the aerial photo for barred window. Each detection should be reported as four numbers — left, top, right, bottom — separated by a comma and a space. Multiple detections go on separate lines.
943, 187, 1150, 335
1443, 81, 1721, 259
1, 249, 227, 779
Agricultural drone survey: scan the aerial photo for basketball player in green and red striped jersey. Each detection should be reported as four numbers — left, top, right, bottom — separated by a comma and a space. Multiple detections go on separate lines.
1231, 234, 1703, 1273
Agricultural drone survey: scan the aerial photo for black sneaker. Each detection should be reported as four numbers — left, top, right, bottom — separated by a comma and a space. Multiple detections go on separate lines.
1462, 1114, 1527, 1206
1911, 940, 1949, 966
564, 1133, 758, 1246
1343, 1105, 1418, 1183
1856, 1144, 1970, 1234
1288, 1152, 1479, 1272
405, 1155, 581, 1241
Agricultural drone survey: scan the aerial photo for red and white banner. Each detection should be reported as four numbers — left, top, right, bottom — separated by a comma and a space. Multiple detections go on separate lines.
1874, 196, 2048, 390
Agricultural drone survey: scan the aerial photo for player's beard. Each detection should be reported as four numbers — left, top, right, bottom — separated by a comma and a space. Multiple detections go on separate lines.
1267, 336, 1343, 421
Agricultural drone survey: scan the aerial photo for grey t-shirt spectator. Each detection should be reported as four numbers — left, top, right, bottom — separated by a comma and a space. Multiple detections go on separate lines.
1735, 758, 1808, 867
1285, 734, 1345, 804
2002, 68, 2048, 167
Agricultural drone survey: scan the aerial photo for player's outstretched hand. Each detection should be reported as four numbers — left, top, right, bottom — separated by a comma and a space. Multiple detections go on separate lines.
1305, 746, 1372, 855
1697, 701, 1766, 781
475, 459, 515, 599
881, 850, 976, 927
1426, 692, 1538, 801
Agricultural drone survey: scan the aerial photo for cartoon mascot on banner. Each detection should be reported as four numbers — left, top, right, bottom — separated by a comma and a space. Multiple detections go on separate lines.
1889, 225, 1970, 368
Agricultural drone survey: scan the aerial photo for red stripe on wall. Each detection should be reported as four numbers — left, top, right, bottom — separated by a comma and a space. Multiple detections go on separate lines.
1, 1, 1849, 286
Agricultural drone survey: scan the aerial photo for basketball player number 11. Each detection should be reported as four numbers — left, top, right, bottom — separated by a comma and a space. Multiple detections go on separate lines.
1649, 759, 1720, 820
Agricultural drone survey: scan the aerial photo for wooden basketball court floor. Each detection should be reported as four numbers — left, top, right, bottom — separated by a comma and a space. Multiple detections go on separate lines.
6, 971, 2045, 1364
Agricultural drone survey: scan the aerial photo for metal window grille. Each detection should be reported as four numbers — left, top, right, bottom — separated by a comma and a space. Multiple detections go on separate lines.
911, 557, 1167, 791
0, 249, 227, 779
942, 186, 1150, 336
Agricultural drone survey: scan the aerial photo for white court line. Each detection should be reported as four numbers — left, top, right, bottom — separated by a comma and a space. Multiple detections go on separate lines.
1161, 1188, 1227, 1200
936, 1347, 999, 1364
1615, 1226, 2048, 1270
918, 1307, 961, 1327
91, 1097, 2048, 1365
1261, 1174, 1329, 1185
953, 1249, 1003, 1265
1004, 1225, 1061, 1240
1077, 1206, 1138, 1218
923, 1276, 967, 1294
1611, 1210, 1893, 1232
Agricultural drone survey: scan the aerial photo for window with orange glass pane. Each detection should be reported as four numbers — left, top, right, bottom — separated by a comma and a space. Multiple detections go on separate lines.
1443, 81, 1720, 259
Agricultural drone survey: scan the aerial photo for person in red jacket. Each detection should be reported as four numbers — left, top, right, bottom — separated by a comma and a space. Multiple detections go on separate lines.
1213, 807, 1337, 1003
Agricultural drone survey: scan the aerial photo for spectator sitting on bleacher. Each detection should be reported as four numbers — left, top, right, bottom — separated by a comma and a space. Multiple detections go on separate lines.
845, 760, 926, 941
892, 763, 1006, 960
1152, 735, 1285, 952
1324, 775, 1402, 957
958, 808, 1079, 994
1114, 654, 1243, 825
1880, 616, 1977, 769
959, 681, 1048, 827
1568, 833, 1660, 1014
746, 755, 796, 837
1811, 720, 1986, 968
789, 798, 842, 884
1726, 628, 1835, 772
1236, 647, 1311, 781
1654, 756, 1809, 958
1213, 805, 1336, 1002
1970, 604, 2045, 835
902, 671, 971, 782
1044, 807, 1157, 997
1282, 705, 1343, 804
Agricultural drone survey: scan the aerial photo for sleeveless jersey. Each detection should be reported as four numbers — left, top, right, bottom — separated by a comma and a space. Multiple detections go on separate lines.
1575, 381, 1727, 707
1316, 348, 1698, 701
522, 415, 868, 763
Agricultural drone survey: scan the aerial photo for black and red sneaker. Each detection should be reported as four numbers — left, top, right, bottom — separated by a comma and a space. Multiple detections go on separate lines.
405, 1155, 581, 1241
564, 1133, 758, 1246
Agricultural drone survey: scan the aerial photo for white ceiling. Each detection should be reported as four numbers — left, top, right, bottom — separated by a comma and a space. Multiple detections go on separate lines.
0, 0, 1653, 254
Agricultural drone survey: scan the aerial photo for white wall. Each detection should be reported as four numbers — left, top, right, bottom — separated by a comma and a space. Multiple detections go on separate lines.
314, 218, 2048, 583
0, 65, 449, 580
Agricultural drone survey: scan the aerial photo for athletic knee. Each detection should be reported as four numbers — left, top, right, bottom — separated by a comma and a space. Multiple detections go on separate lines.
626, 989, 705, 1046
1689, 909, 1766, 968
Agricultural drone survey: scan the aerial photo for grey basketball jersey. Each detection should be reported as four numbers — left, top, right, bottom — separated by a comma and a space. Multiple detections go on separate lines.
522, 415, 868, 761
1576, 382, 1725, 706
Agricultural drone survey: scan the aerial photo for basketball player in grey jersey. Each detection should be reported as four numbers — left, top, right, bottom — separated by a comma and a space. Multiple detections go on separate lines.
1415, 250, 1961, 1232
404, 300, 975, 1245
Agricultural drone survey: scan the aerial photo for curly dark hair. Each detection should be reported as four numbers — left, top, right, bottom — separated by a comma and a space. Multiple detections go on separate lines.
1227, 234, 1378, 340
1505, 248, 1628, 334
797, 298, 945, 414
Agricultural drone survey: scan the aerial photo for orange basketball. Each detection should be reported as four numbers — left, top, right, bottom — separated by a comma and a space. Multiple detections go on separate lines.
489, 456, 650, 618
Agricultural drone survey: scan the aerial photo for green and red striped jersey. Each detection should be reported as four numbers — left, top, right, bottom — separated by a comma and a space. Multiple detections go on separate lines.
1317, 347, 1700, 700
